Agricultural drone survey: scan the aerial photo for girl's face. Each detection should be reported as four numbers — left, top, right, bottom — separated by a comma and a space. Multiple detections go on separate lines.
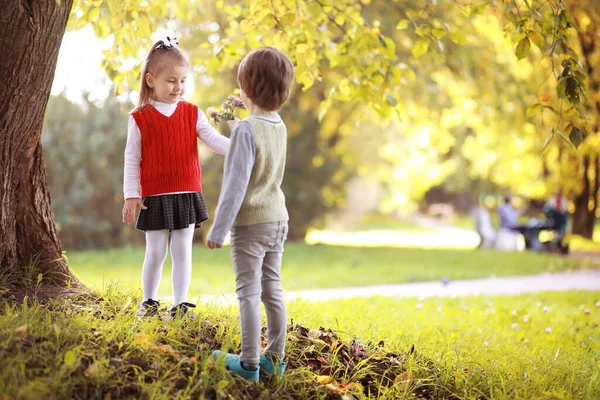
146, 64, 188, 104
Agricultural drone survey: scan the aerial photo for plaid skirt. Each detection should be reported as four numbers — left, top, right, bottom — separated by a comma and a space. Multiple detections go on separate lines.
136, 192, 209, 232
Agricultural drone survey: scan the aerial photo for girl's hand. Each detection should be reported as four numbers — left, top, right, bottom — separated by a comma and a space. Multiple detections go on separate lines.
227, 118, 240, 130
206, 240, 223, 250
122, 198, 147, 224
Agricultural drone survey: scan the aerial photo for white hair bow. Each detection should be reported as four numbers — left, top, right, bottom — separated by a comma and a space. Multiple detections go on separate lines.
159, 36, 178, 49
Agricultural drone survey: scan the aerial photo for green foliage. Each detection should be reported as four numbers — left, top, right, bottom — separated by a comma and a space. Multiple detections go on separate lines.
42, 94, 134, 249
68, 0, 589, 140
61, 0, 599, 232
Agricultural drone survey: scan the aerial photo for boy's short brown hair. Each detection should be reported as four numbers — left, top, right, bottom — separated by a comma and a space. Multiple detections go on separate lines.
237, 47, 294, 111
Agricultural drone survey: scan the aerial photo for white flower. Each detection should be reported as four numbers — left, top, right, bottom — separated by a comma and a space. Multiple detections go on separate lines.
511, 323, 518, 329
585, 309, 591, 315
543, 306, 549, 313
415, 303, 423, 310
545, 327, 552, 333
522, 316, 529, 323
595, 301, 600, 307
511, 310, 517, 316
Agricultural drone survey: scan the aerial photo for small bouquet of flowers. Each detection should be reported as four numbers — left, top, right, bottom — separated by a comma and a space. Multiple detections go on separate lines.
207, 95, 246, 124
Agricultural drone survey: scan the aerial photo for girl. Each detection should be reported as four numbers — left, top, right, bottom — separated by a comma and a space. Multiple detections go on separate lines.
207, 47, 294, 382
122, 37, 229, 319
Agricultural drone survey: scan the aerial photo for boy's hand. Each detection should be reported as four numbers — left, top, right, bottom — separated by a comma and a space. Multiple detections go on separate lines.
227, 118, 240, 130
122, 198, 147, 224
206, 240, 223, 250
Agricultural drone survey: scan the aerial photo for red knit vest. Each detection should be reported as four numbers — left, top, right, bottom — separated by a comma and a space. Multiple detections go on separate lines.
132, 101, 202, 197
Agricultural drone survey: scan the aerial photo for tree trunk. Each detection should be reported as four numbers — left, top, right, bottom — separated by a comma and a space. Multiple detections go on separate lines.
0, 0, 78, 287
571, 153, 597, 239
569, 13, 600, 240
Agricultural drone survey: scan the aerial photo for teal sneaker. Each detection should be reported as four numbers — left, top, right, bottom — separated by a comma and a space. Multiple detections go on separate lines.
212, 350, 259, 382
259, 354, 286, 376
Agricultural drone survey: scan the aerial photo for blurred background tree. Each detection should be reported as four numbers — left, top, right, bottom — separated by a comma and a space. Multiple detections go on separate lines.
40, 0, 599, 251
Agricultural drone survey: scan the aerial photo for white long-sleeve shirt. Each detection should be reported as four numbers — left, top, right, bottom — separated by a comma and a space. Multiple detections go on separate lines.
123, 100, 229, 199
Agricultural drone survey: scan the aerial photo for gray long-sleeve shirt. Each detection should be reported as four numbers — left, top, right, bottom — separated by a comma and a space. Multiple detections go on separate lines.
207, 121, 256, 245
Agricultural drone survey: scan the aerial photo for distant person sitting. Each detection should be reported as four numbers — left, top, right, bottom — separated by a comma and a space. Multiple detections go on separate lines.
545, 188, 568, 233
495, 192, 521, 251
497, 193, 518, 229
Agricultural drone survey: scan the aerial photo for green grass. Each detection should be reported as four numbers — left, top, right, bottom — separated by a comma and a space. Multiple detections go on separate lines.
1, 290, 598, 399
288, 291, 600, 399
66, 244, 594, 297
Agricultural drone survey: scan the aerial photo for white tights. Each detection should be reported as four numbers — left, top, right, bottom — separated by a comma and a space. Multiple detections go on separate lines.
141, 224, 195, 306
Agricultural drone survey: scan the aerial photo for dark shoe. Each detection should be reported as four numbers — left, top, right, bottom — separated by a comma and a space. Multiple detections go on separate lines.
170, 302, 196, 320
137, 298, 160, 317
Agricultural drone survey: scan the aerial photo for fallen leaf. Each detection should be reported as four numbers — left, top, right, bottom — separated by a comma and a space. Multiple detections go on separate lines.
14, 324, 28, 335
396, 370, 413, 391
316, 375, 334, 385
85, 361, 99, 376
133, 335, 155, 350
157, 344, 179, 356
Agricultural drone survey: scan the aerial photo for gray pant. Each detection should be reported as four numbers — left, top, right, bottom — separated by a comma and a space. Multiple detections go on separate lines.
230, 221, 288, 365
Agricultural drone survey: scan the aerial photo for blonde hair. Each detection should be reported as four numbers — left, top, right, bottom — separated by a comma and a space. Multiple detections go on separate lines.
135, 40, 189, 111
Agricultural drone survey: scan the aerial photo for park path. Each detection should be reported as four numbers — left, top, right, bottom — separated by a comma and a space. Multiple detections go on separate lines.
200, 269, 600, 305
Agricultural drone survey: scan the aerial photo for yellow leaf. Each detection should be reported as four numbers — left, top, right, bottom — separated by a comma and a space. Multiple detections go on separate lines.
450, 30, 466, 45
396, 19, 410, 30
263, 13, 278, 28
282, 12, 296, 24
298, 71, 314, 90
239, 19, 256, 33
382, 37, 397, 59
412, 40, 429, 58
157, 344, 179, 356
88, 7, 100, 22
339, 78, 351, 96
296, 43, 309, 54
432, 28, 447, 39
396, 370, 413, 390
415, 25, 431, 37
316, 375, 333, 384
273, 31, 288, 48
312, 155, 325, 167
133, 335, 155, 350
305, 49, 317, 66
530, 31, 545, 49
137, 17, 151, 38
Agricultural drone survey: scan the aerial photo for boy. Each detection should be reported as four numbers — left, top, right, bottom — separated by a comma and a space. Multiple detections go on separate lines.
206, 46, 294, 382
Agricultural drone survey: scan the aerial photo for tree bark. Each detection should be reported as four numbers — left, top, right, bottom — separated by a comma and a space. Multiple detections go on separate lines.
571, 154, 597, 239
0, 0, 78, 286
569, 12, 599, 240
